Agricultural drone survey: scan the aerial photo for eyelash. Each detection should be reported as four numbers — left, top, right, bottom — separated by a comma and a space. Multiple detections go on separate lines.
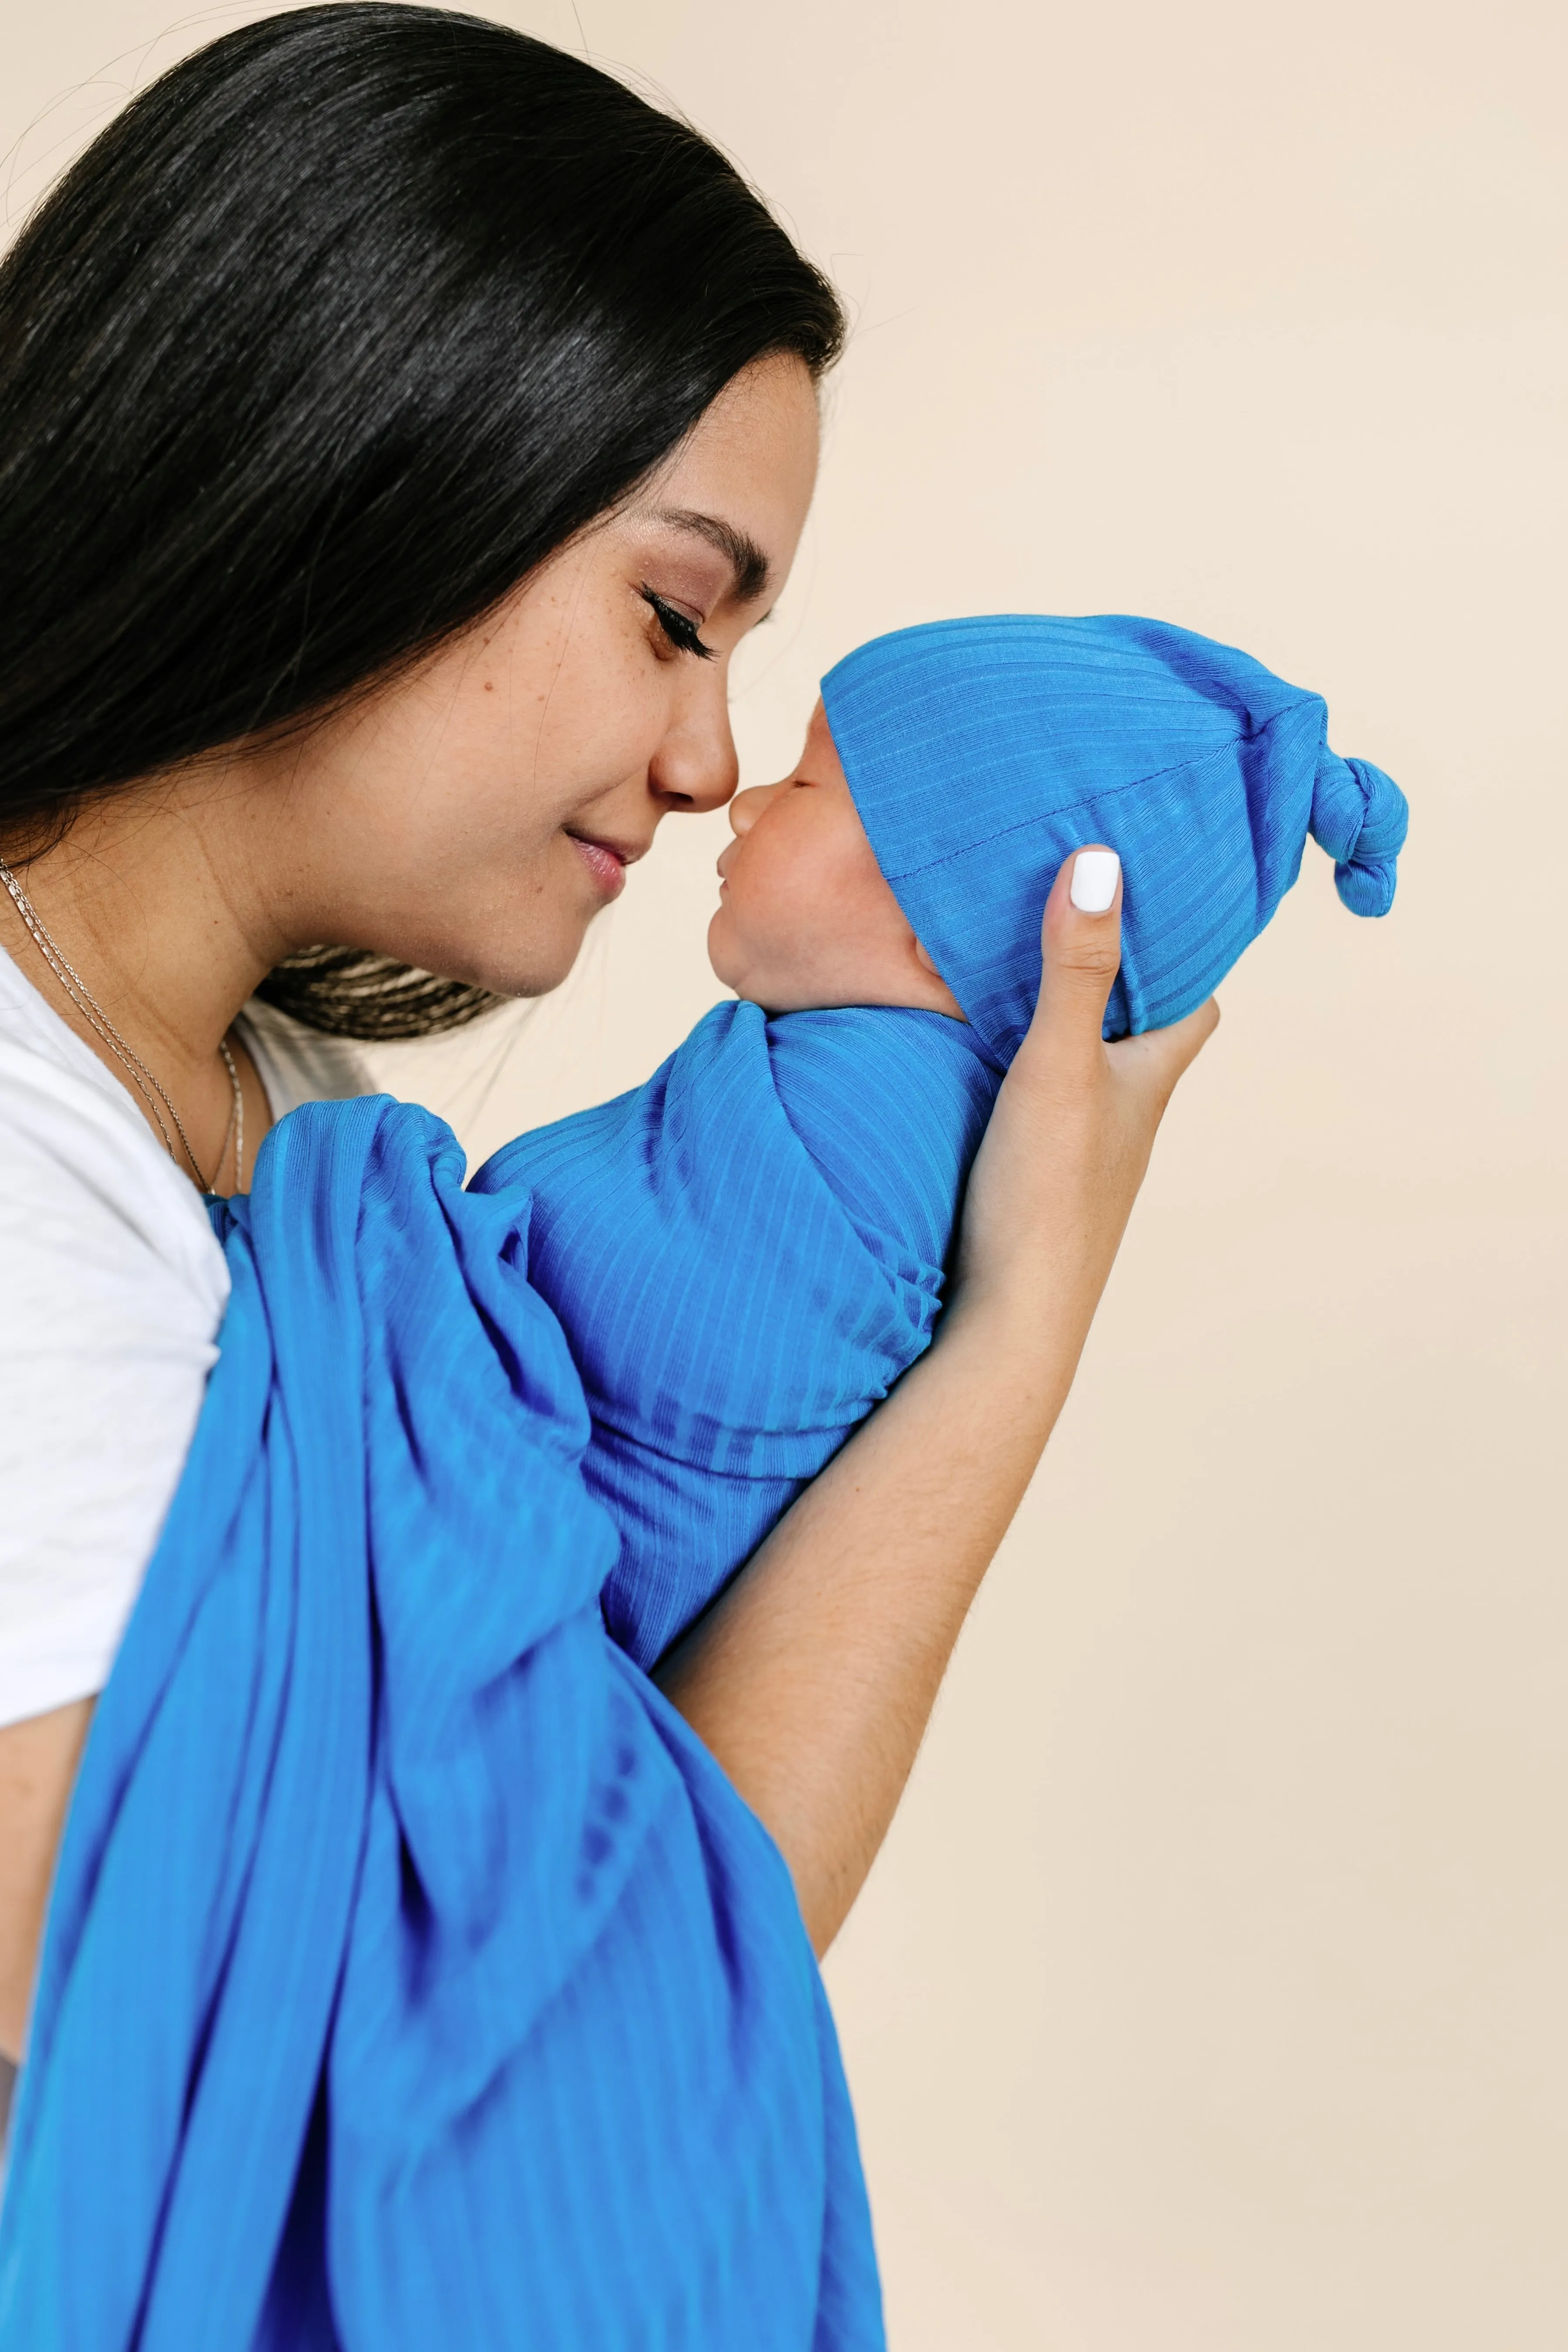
641, 587, 717, 662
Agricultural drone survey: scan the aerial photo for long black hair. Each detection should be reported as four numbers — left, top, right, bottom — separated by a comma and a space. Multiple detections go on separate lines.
0, 5, 843, 1035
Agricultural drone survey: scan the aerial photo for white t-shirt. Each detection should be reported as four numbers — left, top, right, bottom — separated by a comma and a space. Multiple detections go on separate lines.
0, 946, 375, 1728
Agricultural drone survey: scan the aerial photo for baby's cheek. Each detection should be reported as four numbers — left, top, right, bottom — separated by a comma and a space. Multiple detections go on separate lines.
770, 869, 844, 963
711, 869, 798, 987
736, 833, 812, 938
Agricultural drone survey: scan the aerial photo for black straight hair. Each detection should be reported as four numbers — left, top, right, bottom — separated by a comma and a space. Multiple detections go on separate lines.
0, 4, 844, 1035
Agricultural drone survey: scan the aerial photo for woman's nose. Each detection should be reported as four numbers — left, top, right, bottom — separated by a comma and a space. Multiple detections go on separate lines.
649, 681, 741, 814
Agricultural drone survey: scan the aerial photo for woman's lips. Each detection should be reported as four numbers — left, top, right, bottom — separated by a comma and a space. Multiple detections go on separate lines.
567, 832, 629, 900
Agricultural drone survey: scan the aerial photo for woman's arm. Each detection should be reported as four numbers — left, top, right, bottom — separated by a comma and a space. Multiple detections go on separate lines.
657, 853, 1217, 1954
0, 1697, 93, 2058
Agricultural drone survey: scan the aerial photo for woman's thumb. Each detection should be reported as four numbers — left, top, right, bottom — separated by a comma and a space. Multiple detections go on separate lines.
1029, 847, 1124, 1058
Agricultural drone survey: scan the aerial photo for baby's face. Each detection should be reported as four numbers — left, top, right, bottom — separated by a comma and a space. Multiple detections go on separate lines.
708, 701, 963, 1020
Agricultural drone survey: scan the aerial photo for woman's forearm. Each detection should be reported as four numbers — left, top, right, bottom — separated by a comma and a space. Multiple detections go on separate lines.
656, 1268, 1091, 1955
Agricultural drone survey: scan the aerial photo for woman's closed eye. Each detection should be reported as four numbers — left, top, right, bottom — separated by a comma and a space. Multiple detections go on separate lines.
640, 586, 717, 661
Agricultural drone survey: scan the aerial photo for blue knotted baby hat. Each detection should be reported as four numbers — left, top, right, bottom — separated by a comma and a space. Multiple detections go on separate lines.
820, 614, 1409, 1061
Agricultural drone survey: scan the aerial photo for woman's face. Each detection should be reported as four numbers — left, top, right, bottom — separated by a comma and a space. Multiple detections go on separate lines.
250, 354, 821, 998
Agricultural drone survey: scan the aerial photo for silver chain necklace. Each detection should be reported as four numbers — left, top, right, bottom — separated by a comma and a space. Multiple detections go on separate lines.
0, 853, 243, 1194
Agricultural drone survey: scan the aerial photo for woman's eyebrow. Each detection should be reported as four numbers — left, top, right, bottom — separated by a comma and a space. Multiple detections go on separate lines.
651, 507, 771, 604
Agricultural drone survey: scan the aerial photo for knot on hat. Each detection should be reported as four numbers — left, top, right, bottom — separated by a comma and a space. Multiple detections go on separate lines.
1309, 750, 1410, 919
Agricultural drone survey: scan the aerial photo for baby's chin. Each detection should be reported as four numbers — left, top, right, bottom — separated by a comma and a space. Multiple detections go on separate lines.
708, 904, 826, 1012
706, 904, 776, 1004
707, 903, 967, 1020
706, 903, 743, 994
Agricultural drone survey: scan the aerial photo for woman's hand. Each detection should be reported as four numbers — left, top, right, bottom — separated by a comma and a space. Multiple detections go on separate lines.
659, 849, 1217, 1953
950, 844, 1218, 1359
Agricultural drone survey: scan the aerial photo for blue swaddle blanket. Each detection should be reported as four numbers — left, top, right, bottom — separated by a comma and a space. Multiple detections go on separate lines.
0, 1100, 882, 2351
478, 613, 1408, 1669
473, 1003, 1001, 1669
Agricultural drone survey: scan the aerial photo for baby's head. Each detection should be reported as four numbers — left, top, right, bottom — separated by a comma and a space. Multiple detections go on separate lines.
708, 699, 963, 1022
710, 615, 1409, 1064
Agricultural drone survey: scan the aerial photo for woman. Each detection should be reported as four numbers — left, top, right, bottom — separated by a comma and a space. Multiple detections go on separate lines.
0, 7, 1214, 2342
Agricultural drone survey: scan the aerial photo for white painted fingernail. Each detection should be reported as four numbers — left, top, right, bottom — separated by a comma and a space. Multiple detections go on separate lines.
1069, 849, 1120, 913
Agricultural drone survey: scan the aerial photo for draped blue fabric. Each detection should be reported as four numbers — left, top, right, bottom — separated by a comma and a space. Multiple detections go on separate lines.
0, 1098, 883, 2352
473, 1000, 1000, 1669
822, 614, 1409, 1060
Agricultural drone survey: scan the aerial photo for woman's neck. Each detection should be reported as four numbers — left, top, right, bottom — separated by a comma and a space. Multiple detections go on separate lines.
0, 778, 283, 1192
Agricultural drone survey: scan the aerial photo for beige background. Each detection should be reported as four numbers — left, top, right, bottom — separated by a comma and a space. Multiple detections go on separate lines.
7, 2, 1566, 2342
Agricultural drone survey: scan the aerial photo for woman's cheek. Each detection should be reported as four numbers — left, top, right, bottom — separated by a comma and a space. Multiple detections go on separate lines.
520, 606, 669, 799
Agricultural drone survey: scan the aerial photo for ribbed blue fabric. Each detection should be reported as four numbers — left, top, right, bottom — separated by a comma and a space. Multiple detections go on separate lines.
473, 999, 999, 1669
0, 1098, 883, 2352
821, 615, 1409, 1059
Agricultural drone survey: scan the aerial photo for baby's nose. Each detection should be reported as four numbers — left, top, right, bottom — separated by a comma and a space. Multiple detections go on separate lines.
727, 781, 781, 836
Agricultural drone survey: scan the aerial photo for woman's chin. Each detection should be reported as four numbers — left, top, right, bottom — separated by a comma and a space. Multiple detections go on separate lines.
412, 912, 596, 1006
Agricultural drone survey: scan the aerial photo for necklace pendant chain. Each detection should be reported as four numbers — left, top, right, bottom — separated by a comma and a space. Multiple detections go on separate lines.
0, 853, 245, 1193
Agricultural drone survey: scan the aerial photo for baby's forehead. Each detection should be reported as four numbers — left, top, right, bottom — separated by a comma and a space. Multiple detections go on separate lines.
804, 696, 849, 782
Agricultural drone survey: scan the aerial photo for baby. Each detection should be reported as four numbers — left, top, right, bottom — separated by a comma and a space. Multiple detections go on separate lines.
471, 614, 1408, 1669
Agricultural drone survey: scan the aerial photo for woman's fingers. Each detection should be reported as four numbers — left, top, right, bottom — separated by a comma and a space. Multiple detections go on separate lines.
1107, 994, 1220, 1112
952, 847, 1219, 1318
1029, 843, 1220, 1115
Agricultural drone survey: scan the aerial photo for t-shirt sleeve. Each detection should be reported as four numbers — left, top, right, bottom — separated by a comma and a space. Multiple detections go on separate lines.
0, 1034, 230, 1727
